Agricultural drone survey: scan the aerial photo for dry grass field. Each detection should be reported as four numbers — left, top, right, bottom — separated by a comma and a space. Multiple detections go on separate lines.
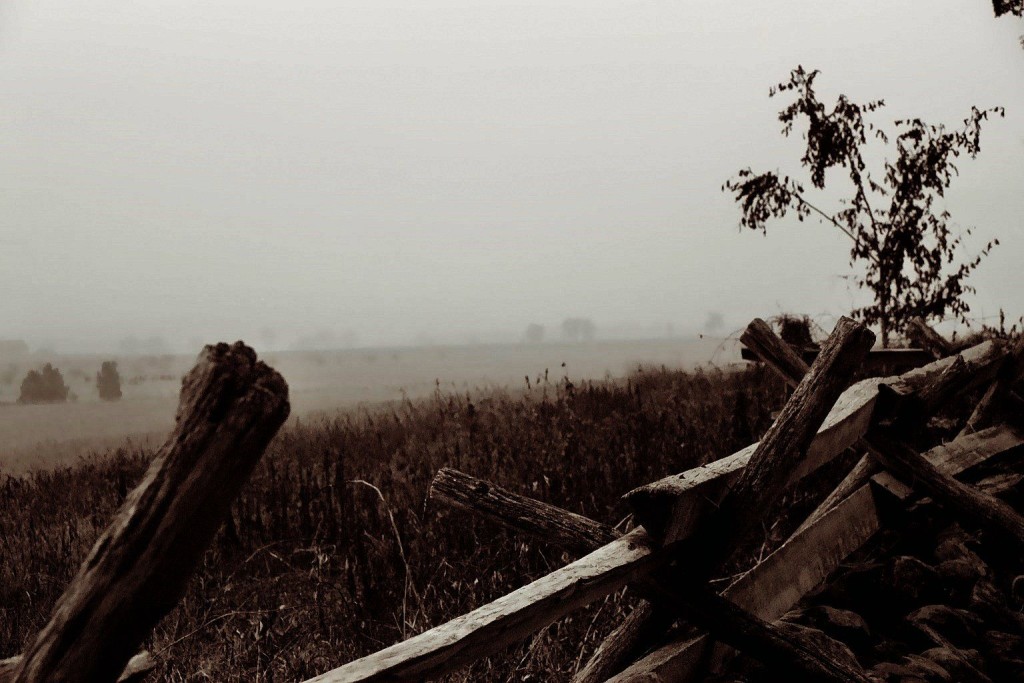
0, 341, 784, 681
0, 337, 738, 473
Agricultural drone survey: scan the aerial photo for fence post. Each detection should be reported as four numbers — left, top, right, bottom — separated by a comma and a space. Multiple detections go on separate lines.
14, 342, 289, 683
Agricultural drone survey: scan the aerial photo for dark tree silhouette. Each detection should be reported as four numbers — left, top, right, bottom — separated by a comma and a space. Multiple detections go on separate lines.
18, 364, 70, 404
992, 0, 1022, 16
96, 361, 123, 401
724, 66, 1003, 346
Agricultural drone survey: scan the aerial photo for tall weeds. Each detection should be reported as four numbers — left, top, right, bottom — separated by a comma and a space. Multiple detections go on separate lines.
0, 365, 781, 681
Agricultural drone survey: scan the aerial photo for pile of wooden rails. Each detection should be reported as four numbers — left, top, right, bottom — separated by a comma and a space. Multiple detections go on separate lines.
308, 316, 1024, 683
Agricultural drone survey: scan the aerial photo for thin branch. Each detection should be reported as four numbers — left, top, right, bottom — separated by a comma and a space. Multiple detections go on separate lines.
792, 194, 881, 267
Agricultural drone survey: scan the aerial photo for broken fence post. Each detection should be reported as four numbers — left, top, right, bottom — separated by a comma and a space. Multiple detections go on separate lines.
13, 342, 290, 683
905, 317, 953, 359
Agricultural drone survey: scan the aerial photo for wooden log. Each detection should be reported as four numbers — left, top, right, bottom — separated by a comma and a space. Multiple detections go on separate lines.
743, 319, 1007, 538
796, 423, 1024, 536
428, 468, 619, 555
866, 429, 1024, 550
740, 318, 878, 540
608, 486, 882, 683
960, 335, 1024, 437
695, 317, 874, 575
643, 583, 872, 683
427, 467, 671, 683
740, 318, 810, 390
13, 343, 290, 683
629, 339, 1005, 543
634, 317, 873, 548
427, 471, 869, 683
0, 652, 154, 683
905, 317, 953, 359
608, 424, 1024, 682
877, 340, 1007, 422
303, 528, 662, 683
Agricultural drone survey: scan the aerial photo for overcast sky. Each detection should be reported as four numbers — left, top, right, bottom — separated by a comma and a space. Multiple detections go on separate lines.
1, 0, 1022, 351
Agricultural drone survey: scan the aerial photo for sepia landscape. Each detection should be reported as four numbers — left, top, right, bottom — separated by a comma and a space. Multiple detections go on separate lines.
3, 2, 1024, 682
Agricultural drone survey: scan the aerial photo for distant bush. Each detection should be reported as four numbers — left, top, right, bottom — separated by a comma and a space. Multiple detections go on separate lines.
96, 361, 122, 401
18, 364, 69, 404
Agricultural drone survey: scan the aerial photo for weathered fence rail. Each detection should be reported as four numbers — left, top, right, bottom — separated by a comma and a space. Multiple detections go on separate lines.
2, 342, 289, 683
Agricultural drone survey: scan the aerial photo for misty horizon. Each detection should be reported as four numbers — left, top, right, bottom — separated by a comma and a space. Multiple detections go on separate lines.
2, 1, 1023, 353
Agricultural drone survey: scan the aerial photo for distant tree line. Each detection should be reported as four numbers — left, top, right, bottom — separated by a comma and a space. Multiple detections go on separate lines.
16, 361, 122, 404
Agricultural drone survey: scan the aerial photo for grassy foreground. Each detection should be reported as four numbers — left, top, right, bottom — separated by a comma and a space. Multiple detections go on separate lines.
0, 365, 782, 681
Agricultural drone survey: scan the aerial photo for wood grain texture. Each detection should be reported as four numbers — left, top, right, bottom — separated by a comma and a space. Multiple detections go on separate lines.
428, 468, 619, 555
571, 603, 674, 683
905, 317, 953, 359
644, 582, 873, 683
428, 467, 672, 683
13, 343, 290, 683
427, 472, 871, 683
740, 322, 1006, 537
960, 335, 1024, 437
740, 318, 810, 390
697, 317, 873, 574
867, 429, 1024, 550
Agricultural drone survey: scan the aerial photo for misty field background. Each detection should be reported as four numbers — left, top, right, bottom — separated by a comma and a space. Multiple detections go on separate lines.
0, 338, 732, 474
0, 348, 783, 681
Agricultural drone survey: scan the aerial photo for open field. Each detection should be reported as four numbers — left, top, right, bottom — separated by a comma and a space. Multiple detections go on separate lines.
0, 337, 738, 473
0, 362, 784, 681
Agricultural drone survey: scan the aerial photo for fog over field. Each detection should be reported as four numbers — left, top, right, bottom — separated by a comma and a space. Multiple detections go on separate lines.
0, 337, 737, 472
0, 2, 1022, 467
1, 0, 1023, 354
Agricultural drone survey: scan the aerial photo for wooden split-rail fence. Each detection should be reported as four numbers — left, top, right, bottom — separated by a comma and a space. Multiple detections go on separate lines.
3, 318, 1023, 683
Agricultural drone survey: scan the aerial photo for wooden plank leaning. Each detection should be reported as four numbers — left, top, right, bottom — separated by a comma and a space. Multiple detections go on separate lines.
607, 422, 1024, 682
626, 319, 1009, 545
610, 325, 1005, 682
692, 317, 874, 576
11, 343, 290, 683
959, 335, 1024, 438
866, 429, 1024, 551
